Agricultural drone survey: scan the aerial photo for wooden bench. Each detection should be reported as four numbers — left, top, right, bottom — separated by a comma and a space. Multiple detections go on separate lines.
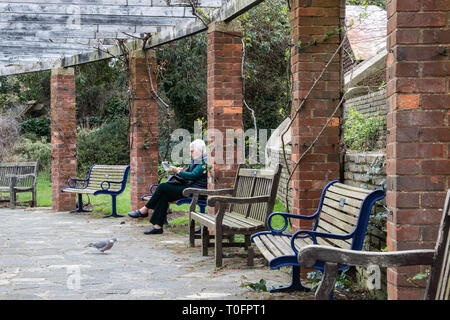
299, 189, 450, 300
0, 160, 40, 208
61, 164, 130, 218
250, 180, 385, 293
183, 164, 282, 267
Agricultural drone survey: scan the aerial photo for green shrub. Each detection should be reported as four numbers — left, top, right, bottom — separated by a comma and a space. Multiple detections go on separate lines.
76, 118, 129, 175
343, 107, 385, 151
19, 117, 51, 141
13, 136, 52, 173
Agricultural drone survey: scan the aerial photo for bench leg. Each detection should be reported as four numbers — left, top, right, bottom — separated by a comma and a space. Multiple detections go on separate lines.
70, 194, 92, 213
269, 265, 311, 293
32, 188, 37, 207
103, 195, 124, 218
215, 229, 223, 268
9, 188, 16, 209
189, 218, 196, 247
202, 226, 209, 256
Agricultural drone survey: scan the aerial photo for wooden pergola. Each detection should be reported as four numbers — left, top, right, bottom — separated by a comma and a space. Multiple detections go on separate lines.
0, 0, 262, 76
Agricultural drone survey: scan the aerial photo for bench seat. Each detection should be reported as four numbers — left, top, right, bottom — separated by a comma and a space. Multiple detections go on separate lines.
191, 211, 264, 232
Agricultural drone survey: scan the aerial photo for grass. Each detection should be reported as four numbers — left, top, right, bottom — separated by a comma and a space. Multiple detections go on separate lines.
2, 172, 292, 232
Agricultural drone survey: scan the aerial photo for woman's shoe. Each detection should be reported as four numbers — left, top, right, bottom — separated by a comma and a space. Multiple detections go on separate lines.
127, 210, 148, 218
144, 227, 163, 235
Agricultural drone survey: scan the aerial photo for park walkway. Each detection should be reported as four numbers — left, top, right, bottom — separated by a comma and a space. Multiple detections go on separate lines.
0, 207, 298, 300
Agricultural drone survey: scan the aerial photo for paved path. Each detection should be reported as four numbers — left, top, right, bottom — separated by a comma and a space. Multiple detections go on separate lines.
0, 207, 302, 300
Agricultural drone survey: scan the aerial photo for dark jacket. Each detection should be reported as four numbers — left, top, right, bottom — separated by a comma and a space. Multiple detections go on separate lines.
177, 158, 207, 189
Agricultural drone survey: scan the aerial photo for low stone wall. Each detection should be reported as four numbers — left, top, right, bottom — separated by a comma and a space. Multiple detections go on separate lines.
344, 152, 387, 298
266, 146, 293, 210
343, 89, 387, 117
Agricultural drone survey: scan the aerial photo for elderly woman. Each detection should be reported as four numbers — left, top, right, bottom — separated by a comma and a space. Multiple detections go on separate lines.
128, 139, 207, 235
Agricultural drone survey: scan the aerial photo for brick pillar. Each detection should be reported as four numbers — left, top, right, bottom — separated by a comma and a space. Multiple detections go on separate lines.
206, 21, 243, 193
290, 1, 343, 229
385, 0, 449, 300
129, 49, 159, 210
51, 67, 77, 211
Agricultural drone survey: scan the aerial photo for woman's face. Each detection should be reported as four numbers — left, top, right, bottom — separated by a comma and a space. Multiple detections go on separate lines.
190, 147, 203, 159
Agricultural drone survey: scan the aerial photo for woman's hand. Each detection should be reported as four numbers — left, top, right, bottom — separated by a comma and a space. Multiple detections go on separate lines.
170, 166, 182, 174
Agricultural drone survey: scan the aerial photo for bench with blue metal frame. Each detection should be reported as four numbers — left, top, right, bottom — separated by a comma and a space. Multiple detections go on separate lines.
61, 164, 130, 218
250, 180, 385, 293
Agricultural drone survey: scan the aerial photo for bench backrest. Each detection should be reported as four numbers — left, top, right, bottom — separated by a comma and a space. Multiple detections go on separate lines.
0, 160, 40, 188
426, 189, 450, 300
313, 181, 385, 250
86, 165, 129, 193
230, 164, 282, 225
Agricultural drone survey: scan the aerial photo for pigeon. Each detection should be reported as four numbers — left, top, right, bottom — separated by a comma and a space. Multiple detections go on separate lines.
86, 238, 117, 253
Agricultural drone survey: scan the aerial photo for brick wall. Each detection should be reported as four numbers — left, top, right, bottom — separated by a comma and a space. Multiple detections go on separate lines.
290, 0, 344, 231
128, 49, 159, 210
206, 21, 243, 193
50, 67, 77, 212
385, 0, 449, 300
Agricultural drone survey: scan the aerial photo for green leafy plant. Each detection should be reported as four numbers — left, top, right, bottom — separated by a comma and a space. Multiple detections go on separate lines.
306, 269, 353, 293
240, 279, 268, 292
13, 136, 52, 173
407, 269, 430, 287
343, 107, 385, 151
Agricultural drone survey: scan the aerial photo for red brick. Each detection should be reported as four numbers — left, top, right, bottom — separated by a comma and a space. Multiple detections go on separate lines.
422, 0, 450, 11
397, 12, 447, 27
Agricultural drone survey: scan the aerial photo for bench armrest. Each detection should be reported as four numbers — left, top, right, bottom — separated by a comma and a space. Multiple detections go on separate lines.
297, 245, 435, 300
207, 195, 270, 206
267, 211, 320, 234
298, 245, 436, 269
182, 188, 234, 197
148, 184, 159, 195
99, 180, 124, 191
67, 177, 88, 188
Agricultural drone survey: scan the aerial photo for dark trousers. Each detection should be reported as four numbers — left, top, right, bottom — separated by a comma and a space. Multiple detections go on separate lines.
144, 182, 188, 227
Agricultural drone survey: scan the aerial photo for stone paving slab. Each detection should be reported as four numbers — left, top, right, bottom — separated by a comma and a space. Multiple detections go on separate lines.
0, 207, 309, 300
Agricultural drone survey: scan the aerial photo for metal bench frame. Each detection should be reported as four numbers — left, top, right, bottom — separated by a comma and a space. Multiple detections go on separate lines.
250, 180, 385, 293
0, 159, 40, 208
61, 164, 130, 218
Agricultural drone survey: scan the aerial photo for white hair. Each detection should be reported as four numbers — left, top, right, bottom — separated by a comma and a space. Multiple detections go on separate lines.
190, 139, 206, 155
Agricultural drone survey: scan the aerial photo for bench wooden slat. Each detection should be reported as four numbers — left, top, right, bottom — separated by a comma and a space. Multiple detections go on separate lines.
261, 234, 284, 258
319, 210, 356, 234
315, 225, 352, 249
253, 236, 275, 261
321, 204, 357, 226
327, 185, 368, 200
